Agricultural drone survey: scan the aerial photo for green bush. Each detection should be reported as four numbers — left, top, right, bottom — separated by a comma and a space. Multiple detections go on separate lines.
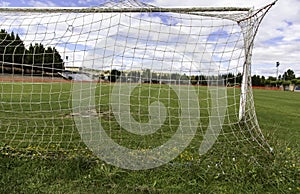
282, 80, 291, 86
291, 79, 300, 85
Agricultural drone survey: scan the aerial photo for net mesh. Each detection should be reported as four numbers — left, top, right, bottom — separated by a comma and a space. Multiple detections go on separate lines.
0, 0, 275, 169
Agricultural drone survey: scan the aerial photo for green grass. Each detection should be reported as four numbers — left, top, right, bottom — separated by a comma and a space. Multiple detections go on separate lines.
0, 83, 299, 193
254, 89, 300, 146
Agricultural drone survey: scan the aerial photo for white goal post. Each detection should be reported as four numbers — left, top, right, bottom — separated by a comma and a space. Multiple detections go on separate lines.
0, 0, 276, 169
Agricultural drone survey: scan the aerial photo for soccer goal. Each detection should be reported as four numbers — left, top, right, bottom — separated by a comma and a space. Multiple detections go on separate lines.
0, 0, 276, 170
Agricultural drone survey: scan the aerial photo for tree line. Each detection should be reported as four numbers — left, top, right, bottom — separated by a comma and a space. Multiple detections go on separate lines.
101, 69, 190, 84
251, 69, 300, 87
104, 68, 300, 87
0, 29, 64, 75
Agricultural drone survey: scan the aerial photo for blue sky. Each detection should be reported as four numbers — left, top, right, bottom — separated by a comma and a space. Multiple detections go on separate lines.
0, 0, 299, 77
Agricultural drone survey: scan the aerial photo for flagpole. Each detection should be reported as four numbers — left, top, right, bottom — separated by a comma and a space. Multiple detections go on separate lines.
276, 61, 280, 80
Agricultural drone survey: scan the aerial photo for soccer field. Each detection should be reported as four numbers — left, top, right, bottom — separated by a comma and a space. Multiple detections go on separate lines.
254, 89, 300, 146
0, 82, 264, 152
0, 83, 299, 193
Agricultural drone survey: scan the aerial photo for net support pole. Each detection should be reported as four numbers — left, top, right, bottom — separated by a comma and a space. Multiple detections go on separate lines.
239, 13, 254, 121
238, 1, 277, 121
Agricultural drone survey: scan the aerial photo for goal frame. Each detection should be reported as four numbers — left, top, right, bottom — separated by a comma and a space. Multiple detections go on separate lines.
0, 0, 279, 170
0, 5, 256, 121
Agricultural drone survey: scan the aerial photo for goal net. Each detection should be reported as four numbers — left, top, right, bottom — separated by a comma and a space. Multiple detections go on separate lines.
0, 0, 276, 170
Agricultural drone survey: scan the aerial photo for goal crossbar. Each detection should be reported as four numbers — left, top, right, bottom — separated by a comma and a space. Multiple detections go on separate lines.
0, 7, 252, 14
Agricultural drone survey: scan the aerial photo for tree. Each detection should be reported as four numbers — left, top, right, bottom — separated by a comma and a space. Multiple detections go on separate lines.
109, 69, 121, 82
222, 73, 235, 86
267, 76, 277, 81
198, 75, 207, 85
0, 28, 64, 74
282, 69, 295, 81
25, 43, 64, 73
190, 75, 198, 85
261, 76, 266, 86
251, 75, 261, 86
50, 47, 64, 73
236, 73, 243, 85
0, 30, 26, 64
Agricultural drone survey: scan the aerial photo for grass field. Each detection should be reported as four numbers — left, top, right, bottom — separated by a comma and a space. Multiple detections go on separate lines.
0, 82, 299, 193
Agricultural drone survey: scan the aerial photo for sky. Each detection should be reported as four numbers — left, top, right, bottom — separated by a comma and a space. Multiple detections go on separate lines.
0, 0, 299, 77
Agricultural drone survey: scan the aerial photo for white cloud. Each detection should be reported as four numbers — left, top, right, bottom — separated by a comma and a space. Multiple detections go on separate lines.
149, 0, 300, 76
27, 0, 58, 7
78, 0, 94, 5
0, 1, 10, 7
1, 0, 299, 76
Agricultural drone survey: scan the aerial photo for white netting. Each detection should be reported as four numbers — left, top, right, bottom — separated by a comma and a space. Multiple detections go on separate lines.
0, 0, 275, 169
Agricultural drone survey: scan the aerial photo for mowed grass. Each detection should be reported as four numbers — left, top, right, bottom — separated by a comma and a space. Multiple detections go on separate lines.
254, 89, 300, 147
0, 82, 299, 193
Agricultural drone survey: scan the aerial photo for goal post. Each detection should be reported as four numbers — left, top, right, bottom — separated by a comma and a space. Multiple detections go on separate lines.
0, 0, 276, 170
238, 1, 277, 121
